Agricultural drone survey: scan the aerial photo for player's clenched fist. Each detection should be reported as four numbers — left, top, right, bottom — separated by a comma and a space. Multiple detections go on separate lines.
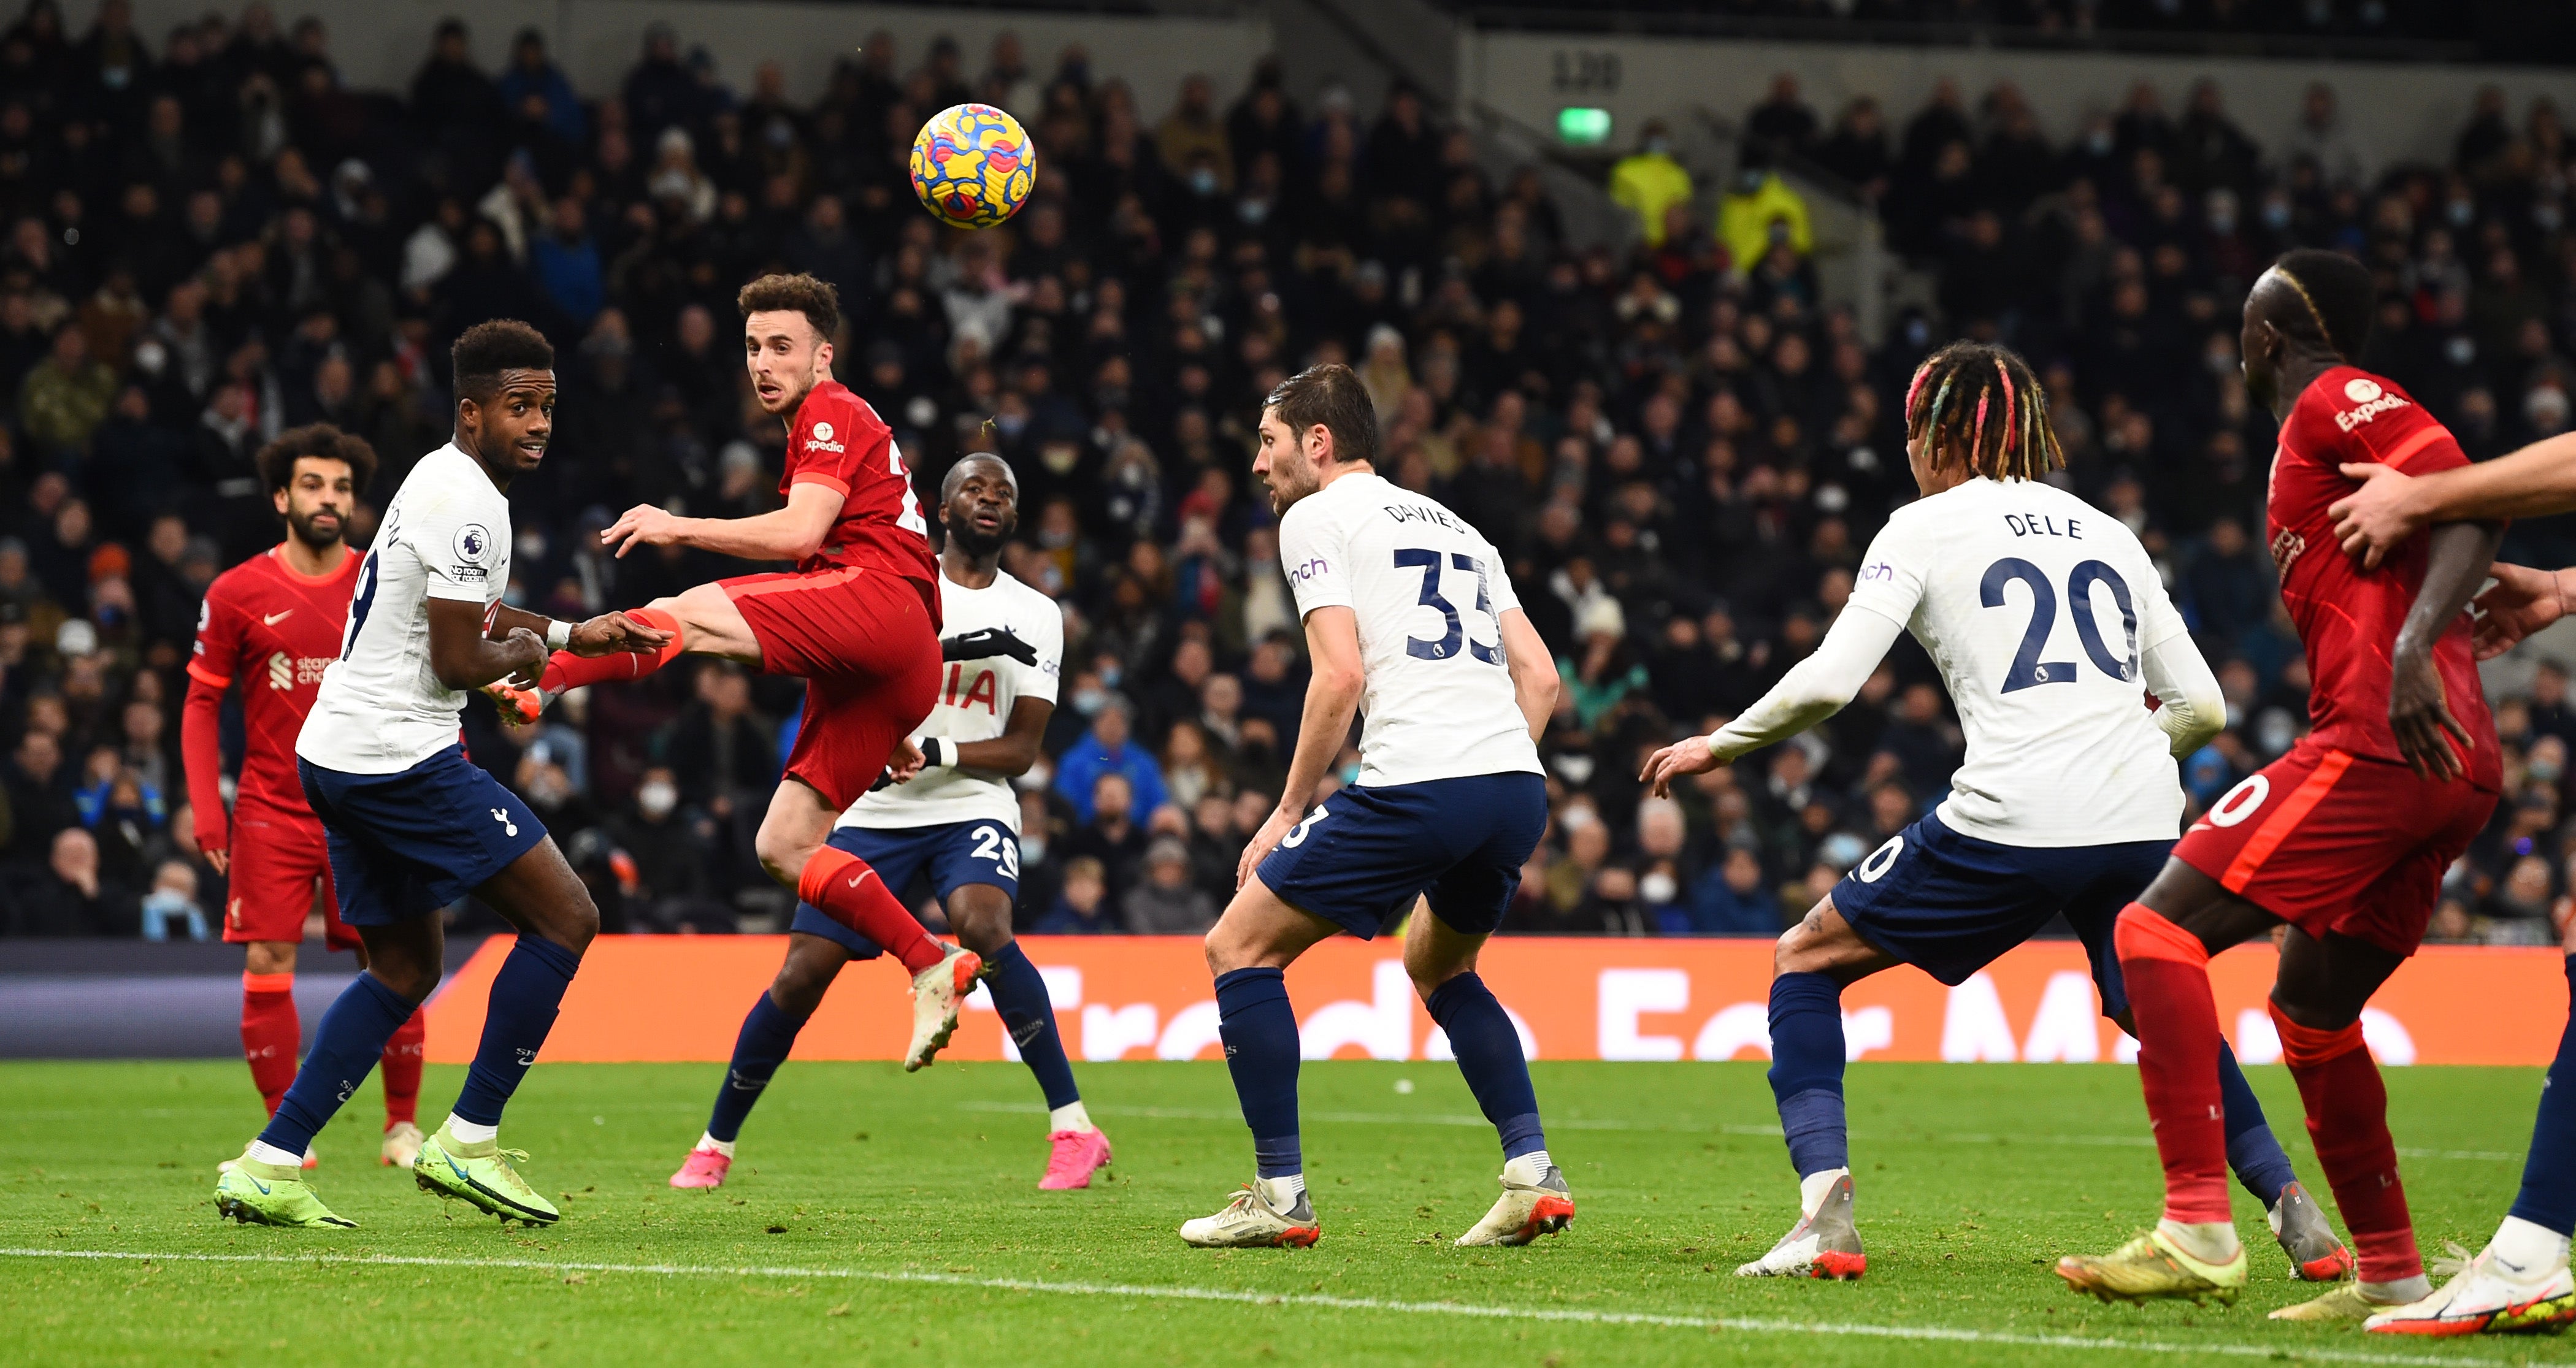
1639, 735, 1722, 798
600, 503, 685, 557
2472, 562, 2573, 660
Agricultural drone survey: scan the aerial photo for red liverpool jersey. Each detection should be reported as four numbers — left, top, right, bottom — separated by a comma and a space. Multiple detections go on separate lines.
2266, 364, 2499, 789
185, 545, 362, 828
783, 378, 937, 584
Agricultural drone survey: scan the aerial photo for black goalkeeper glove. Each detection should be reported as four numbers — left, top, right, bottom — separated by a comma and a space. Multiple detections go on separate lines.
941, 627, 1038, 666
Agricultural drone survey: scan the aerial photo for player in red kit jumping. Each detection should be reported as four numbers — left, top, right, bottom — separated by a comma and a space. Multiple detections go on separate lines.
517, 272, 973, 1066
184, 425, 430, 1170
2058, 250, 2503, 1320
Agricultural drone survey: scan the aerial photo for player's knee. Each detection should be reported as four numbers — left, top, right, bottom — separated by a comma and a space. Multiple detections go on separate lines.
243, 941, 297, 976
947, 904, 1013, 957
372, 958, 442, 1004
769, 959, 834, 1016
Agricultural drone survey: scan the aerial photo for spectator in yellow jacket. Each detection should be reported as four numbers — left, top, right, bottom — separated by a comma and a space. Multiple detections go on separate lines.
1610, 121, 1692, 247
1717, 164, 1813, 280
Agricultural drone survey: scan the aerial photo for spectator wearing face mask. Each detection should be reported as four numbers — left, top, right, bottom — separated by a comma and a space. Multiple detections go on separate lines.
604, 764, 713, 927
139, 858, 210, 941
1611, 120, 1692, 248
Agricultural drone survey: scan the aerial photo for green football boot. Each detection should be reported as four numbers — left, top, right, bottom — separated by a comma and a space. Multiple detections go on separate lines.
213, 1153, 358, 1229
413, 1122, 561, 1225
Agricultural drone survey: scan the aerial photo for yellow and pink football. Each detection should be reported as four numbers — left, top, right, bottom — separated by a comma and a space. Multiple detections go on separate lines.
909, 103, 1036, 230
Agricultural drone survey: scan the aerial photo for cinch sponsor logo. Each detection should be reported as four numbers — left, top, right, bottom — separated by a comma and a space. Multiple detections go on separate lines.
1858, 561, 1896, 582
1289, 557, 1330, 584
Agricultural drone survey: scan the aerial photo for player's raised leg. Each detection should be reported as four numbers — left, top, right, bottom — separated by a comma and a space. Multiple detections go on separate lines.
1182, 879, 1339, 1248
759, 774, 976, 1069
410, 833, 597, 1225
673, 932, 854, 1188
1406, 903, 1570, 1247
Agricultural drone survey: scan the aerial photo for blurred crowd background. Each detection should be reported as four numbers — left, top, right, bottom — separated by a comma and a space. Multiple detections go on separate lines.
2, 0, 2573, 948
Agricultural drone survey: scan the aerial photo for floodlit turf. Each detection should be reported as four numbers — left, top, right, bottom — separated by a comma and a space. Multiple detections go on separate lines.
2, 1058, 2567, 1366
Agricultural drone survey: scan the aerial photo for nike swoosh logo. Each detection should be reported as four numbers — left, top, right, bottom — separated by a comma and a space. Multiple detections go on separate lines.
263, 610, 294, 625
846, 870, 877, 890
247, 1176, 272, 1194
2500, 1255, 2532, 1274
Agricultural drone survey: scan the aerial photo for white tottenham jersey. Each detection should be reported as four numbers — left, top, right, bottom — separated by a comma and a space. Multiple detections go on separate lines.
840, 566, 1063, 830
1278, 471, 1542, 787
1844, 476, 2193, 846
297, 443, 513, 774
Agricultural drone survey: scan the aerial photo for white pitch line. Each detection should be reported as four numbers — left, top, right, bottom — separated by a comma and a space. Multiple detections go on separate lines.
953, 1101, 2523, 1160
0, 1247, 2502, 1367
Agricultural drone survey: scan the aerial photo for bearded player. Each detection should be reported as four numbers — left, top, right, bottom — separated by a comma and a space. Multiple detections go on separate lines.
186, 425, 429, 1170
521, 273, 973, 1068
2058, 250, 2502, 1321
2304, 416, 2576, 1334
670, 453, 1109, 1193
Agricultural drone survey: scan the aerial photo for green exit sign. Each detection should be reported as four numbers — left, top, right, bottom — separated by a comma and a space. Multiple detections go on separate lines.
1558, 107, 1612, 147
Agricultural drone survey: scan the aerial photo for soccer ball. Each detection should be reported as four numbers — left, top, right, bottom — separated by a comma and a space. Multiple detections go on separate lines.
909, 103, 1035, 230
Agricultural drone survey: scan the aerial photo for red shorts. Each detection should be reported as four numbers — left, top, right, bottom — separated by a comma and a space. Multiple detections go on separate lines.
723, 565, 941, 812
223, 806, 356, 950
2171, 739, 2497, 958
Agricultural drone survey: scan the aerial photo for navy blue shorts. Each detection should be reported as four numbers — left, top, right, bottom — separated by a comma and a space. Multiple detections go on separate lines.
1255, 772, 1548, 941
789, 819, 1022, 958
296, 745, 548, 927
1830, 809, 2171, 1020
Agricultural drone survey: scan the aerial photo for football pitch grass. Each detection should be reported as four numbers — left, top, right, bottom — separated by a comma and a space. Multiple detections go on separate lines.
5, 1058, 2570, 1366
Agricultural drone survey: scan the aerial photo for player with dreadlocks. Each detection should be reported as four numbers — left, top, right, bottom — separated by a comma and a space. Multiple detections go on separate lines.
1644, 340, 2345, 1283
2059, 249, 2501, 1319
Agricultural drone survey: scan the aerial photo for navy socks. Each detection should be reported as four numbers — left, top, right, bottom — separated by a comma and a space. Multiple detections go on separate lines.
2509, 956, 2576, 1237
451, 934, 583, 1127
707, 990, 807, 1144
987, 941, 1081, 1111
1767, 971, 1850, 1177
259, 971, 415, 1156
1216, 966, 1303, 1178
2216, 1039, 2301, 1204
1425, 973, 1546, 1161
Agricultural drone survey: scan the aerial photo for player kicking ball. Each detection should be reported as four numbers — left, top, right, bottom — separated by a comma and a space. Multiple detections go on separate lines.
516, 272, 975, 1069
186, 426, 431, 1171
2058, 250, 2502, 1320
1643, 341, 2345, 1285
212, 321, 669, 1229
1181, 364, 1568, 1250
2313, 402, 2576, 1335
669, 453, 1111, 1191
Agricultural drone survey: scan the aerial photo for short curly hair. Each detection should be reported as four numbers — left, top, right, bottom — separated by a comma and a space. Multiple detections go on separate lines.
255, 423, 378, 497
738, 272, 841, 341
451, 319, 554, 402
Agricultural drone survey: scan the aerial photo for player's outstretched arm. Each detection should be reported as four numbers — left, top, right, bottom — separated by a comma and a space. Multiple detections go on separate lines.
2140, 634, 2226, 757
599, 483, 845, 562
2471, 561, 2572, 660
178, 668, 232, 874
427, 598, 549, 691
1643, 605, 1904, 798
1236, 606, 1367, 890
2388, 519, 2504, 782
2331, 432, 2576, 569
1497, 608, 1558, 743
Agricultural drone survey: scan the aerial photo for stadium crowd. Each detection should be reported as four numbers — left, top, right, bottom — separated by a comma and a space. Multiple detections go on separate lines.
1, 0, 2572, 947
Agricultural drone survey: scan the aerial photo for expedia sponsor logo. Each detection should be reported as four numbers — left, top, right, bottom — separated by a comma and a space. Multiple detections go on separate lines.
2334, 376, 2412, 432
805, 418, 845, 453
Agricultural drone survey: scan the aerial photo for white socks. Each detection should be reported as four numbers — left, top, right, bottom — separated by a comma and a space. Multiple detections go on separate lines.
1800, 1167, 1850, 1220
2362, 1274, 2432, 1304
246, 1139, 302, 1168
1256, 1174, 1305, 1210
2494, 1215, 2574, 1277
2157, 1217, 2242, 1264
1049, 1101, 1095, 1134
444, 1114, 498, 1145
1503, 1150, 1554, 1186
696, 1132, 737, 1158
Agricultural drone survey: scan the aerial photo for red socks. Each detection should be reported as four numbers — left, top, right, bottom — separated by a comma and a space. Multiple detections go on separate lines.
2272, 1002, 2421, 1283
799, 845, 944, 974
539, 606, 685, 692
241, 972, 299, 1115
381, 1009, 425, 1129
2114, 903, 2233, 1225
